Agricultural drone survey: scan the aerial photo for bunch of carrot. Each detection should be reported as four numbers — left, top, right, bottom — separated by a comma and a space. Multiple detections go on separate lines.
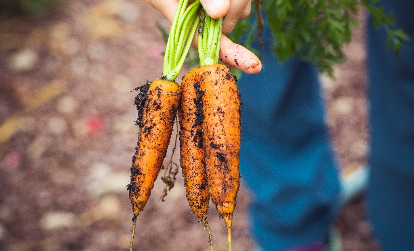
127, 1, 240, 250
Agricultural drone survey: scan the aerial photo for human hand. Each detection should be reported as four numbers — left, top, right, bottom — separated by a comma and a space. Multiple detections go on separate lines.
145, 0, 261, 74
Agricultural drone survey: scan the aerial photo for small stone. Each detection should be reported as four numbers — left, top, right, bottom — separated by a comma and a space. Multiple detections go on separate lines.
347, 43, 366, 62
9, 48, 38, 71
350, 140, 368, 158
48, 116, 68, 135
89, 162, 111, 179
98, 195, 120, 217
120, 2, 140, 21
57, 96, 79, 114
40, 211, 76, 230
87, 162, 130, 197
334, 97, 353, 115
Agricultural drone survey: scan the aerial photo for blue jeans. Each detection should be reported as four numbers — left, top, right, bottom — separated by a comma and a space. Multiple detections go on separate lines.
367, 1, 414, 250
238, 1, 414, 249
237, 24, 341, 250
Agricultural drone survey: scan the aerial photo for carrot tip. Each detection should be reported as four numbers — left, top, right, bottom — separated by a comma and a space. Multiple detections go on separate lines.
202, 218, 213, 251
227, 225, 232, 251
129, 217, 138, 251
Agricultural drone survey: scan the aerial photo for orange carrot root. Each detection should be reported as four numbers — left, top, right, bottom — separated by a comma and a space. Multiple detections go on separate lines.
199, 64, 240, 251
128, 79, 180, 218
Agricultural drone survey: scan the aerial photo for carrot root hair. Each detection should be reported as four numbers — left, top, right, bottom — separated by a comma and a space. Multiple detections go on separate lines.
129, 217, 138, 251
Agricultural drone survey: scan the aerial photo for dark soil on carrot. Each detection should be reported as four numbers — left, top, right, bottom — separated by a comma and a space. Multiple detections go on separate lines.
0, 1, 379, 251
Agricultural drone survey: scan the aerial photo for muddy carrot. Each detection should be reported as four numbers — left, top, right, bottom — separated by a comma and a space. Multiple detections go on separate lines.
179, 67, 213, 249
200, 64, 240, 251
128, 79, 180, 217
127, 1, 200, 250
197, 11, 241, 251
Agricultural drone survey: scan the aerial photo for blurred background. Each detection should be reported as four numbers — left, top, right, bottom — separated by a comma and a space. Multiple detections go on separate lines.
0, 0, 378, 250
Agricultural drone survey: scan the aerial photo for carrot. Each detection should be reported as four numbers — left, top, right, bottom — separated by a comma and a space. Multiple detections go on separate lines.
200, 64, 240, 251
197, 11, 241, 251
128, 79, 180, 217
179, 67, 213, 249
127, 1, 201, 250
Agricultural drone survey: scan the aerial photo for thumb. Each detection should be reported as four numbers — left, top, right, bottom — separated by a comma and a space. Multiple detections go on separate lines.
200, 0, 230, 19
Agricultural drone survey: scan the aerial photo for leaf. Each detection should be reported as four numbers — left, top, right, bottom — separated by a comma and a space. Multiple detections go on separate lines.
230, 0, 409, 75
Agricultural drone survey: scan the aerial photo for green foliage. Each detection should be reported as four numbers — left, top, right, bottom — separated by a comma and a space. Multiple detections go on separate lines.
230, 0, 410, 76
0, 0, 61, 17
156, 23, 200, 70
362, 0, 410, 54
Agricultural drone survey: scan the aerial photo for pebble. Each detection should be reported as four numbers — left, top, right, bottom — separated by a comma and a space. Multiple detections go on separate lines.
350, 140, 368, 158
98, 195, 120, 217
40, 211, 76, 230
47, 116, 68, 135
8, 48, 38, 72
87, 162, 130, 197
347, 43, 366, 62
119, 1, 140, 22
334, 97, 353, 115
57, 96, 79, 114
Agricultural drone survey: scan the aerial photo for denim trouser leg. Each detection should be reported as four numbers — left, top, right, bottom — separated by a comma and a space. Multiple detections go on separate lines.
237, 28, 340, 250
367, 1, 414, 250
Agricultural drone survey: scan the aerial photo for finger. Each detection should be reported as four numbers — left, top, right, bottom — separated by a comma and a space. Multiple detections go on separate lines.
150, 0, 179, 23
241, 2, 252, 19
199, 0, 230, 19
222, 0, 252, 35
219, 35, 262, 74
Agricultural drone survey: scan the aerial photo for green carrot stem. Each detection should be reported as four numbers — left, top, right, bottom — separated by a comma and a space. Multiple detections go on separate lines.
175, 2, 200, 63
166, 14, 200, 80
163, 0, 200, 81
163, 0, 183, 75
198, 11, 222, 67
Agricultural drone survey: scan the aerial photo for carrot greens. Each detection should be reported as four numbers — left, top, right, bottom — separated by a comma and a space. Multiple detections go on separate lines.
198, 10, 222, 67
163, 0, 200, 81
